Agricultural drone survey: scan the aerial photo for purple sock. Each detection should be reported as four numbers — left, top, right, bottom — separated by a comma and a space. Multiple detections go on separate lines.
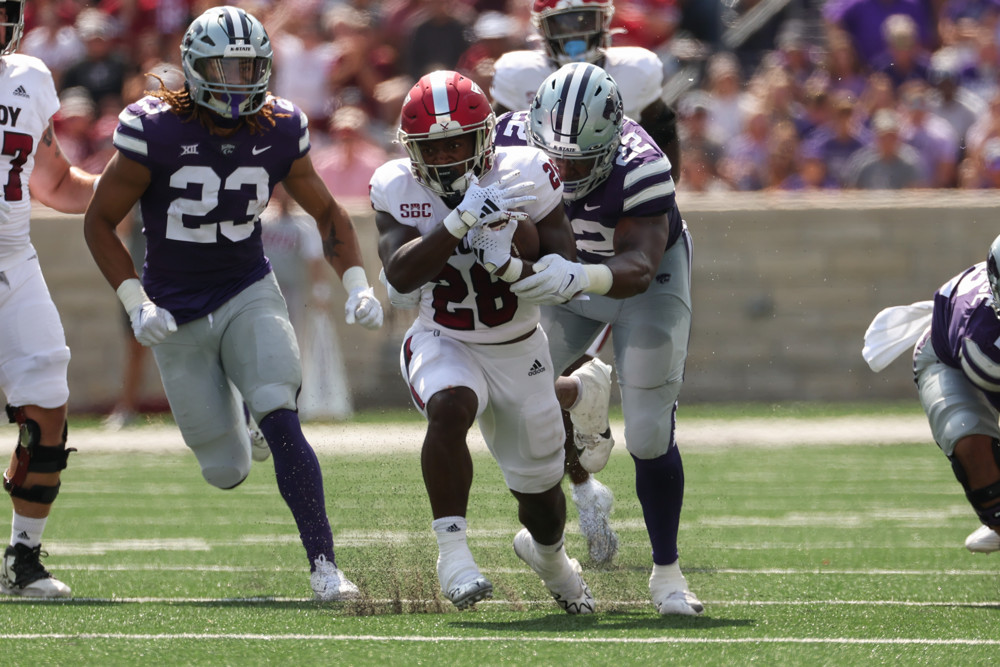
258, 408, 335, 569
633, 445, 685, 565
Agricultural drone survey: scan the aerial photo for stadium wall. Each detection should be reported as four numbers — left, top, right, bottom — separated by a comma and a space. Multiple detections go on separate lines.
31, 191, 1000, 414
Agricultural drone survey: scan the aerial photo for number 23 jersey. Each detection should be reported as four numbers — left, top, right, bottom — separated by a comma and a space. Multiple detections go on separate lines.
112, 94, 308, 324
370, 145, 562, 344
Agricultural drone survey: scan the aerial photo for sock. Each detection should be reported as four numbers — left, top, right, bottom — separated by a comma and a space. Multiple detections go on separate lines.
651, 561, 685, 584
10, 512, 47, 548
433, 516, 481, 590
527, 534, 575, 583
633, 446, 684, 565
258, 409, 334, 569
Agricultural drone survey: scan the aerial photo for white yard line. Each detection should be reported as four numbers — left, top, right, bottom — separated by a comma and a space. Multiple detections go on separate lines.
73, 415, 933, 454
0, 631, 995, 645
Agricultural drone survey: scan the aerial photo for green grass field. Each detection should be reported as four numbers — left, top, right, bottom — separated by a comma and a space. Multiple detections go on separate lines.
2, 409, 997, 665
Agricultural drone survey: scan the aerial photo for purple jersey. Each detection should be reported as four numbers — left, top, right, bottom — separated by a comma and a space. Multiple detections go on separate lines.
112, 95, 309, 323
494, 111, 682, 264
930, 262, 1000, 408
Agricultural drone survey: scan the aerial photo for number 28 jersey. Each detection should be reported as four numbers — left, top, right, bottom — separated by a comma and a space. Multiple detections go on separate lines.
0, 54, 60, 270
369, 146, 563, 344
112, 94, 309, 324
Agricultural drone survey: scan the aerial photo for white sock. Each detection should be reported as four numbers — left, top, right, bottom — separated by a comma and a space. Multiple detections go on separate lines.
432, 516, 481, 590
530, 535, 575, 583
651, 560, 686, 585
10, 512, 47, 548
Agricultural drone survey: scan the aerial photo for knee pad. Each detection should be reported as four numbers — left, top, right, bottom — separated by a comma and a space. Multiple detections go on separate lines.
201, 465, 249, 490
2, 405, 73, 504
621, 382, 681, 459
245, 382, 297, 422
949, 438, 1000, 527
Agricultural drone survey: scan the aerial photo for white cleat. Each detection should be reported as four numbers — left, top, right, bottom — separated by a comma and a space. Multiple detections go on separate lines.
311, 555, 360, 601
965, 524, 1000, 553
249, 424, 270, 462
444, 576, 494, 610
571, 478, 619, 563
1, 544, 71, 598
569, 358, 615, 473
513, 528, 594, 615
649, 561, 703, 616
438, 550, 493, 610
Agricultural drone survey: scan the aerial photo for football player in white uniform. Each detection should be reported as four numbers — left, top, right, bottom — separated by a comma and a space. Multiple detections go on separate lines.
0, 0, 100, 598
491, 0, 680, 175
372, 70, 594, 614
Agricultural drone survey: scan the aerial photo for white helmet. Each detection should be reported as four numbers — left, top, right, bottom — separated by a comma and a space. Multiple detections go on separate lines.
0, 0, 25, 57
180, 6, 272, 119
531, 0, 614, 67
988, 234, 1000, 316
528, 63, 623, 200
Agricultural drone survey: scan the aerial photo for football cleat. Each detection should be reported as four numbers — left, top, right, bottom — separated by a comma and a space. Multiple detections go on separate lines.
444, 576, 494, 610
965, 524, 1000, 553
102, 408, 137, 431
649, 561, 703, 616
311, 554, 360, 601
568, 358, 615, 473
1, 543, 71, 598
571, 477, 619, 563
248, 424, 270, 462
513, 528, 594, 614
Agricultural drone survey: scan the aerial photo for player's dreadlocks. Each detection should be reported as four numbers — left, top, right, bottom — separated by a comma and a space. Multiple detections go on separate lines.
145, 73, 288, 136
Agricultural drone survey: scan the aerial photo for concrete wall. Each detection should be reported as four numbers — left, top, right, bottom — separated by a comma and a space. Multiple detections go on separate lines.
30, 190, 1000, 414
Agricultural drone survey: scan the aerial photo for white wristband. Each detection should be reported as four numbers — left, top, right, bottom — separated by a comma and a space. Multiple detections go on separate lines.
341, 265, 369, 293
582, 264, 614, 295
500, 257, 524, 283
443, 209, 477, 239
116, 277, 148, 314
499, 258, 523, 283
92, 176, 100, 193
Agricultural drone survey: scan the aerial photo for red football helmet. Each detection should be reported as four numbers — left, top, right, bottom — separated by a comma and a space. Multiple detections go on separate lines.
397, 70, 496, 200
532, 0, 614, 67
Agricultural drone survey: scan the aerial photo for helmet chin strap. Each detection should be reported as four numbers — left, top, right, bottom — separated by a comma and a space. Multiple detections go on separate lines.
447, 169, 475, 195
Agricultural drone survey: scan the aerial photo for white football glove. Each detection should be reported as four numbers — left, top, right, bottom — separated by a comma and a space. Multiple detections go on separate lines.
116, 278, 177, 346
510, 253, 590, 305
443, 170, 537, 238
130, 301, 178, 347
345, 285, 384, 329
466, 213, 526, 275
378, 267, 420, 309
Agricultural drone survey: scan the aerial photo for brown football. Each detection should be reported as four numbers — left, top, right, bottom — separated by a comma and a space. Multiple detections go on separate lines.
512, 218, 540, 261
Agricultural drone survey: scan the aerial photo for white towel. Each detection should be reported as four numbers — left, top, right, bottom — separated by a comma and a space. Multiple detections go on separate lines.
862, 300, 934, 372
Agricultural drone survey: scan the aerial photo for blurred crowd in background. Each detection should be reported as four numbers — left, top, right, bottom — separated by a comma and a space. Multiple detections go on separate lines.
28, 0, 1000, 196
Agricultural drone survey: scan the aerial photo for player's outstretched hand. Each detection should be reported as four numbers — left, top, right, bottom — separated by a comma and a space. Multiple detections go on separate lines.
379, 267, 420, 310
443, 170, 537, 238
467, 213, 526, 274
346, 285, 384, 329
510, 253, 590, 305
131, 302, 178, 346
